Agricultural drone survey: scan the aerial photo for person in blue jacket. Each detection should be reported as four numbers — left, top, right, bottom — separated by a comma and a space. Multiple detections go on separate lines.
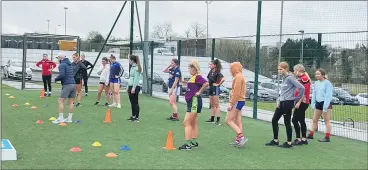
307, 68, 334, 142
53, 54, 76, 124
108, 54, 122, 109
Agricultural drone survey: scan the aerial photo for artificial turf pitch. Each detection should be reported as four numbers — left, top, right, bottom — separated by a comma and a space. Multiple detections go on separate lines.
1, 85, 367, 169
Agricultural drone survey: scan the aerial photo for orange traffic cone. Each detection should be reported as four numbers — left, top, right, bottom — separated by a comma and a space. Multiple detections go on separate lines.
40, 89, 45, 98
163, 130, 175, 150
103, 109, 112, 123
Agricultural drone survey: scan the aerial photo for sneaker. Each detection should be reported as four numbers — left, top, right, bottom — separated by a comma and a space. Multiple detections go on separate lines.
166, 116, 179, 121
104, 103, 109, 107
301, 140, 308, 145
52, 119, 64, 124
109, 103, 117, 108
76, 103, 81, 107
205, 119, 215, 123
127, 117, 135, 121
215, 121, 221, 126
265, 140, 279, 146
48, 93, 51, 97
229, 141, 239, 146
279, 142, 293, 148
190, 142, 199, 148
307, 134, 314, 139
130, 118, 139, 122
116, 104, 121, 109
94, 102, 100, 106
318, 137, 330, 142
44, 92, 47, 96
292, 139, 303, 146
237, 137, 248, 147
85, 93, 88, 96
178, 144, 192, 150
64, 117, 73, 123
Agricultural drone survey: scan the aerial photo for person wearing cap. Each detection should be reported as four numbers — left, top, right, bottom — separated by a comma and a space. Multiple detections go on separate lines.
53, 54, 76, 124
36, 54, 57, 97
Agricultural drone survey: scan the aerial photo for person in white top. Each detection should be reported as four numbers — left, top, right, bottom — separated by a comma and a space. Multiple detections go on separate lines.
94, 57, 111, 106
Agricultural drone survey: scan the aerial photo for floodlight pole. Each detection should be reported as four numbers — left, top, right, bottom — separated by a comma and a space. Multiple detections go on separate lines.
253, 1, 262, 119
21, 34, 28, 90
88, 1, 128, 78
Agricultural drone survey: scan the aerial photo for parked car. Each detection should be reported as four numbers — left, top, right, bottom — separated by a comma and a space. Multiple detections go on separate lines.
246, 83, 272, 101
355, 93, 368, 106
3, 59, 32, 80
333, 88, 360, 106
259, 82, 279, 100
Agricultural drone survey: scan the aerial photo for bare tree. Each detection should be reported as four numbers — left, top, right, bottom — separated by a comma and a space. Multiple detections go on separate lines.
190, 22, 206, 38
151, 23, 173, 39
184, 29, 191, 38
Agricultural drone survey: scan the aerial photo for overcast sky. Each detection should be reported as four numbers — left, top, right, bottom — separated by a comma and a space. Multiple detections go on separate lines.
2, 1, 367, 47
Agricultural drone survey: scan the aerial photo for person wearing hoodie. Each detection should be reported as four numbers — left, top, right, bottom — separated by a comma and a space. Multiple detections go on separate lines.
36, 54, 57, 97
71, 53, 87, 107
307, 68, 334, 142
265, 62, 305, 148
178, 59, 209, 151
53, 54, 76, 124
226, 62, 247, 148
126, 55, 142, 122
94, 57, 110, 106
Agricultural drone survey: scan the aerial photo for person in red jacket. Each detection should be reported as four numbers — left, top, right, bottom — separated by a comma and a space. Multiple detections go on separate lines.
36, 54, 57, 97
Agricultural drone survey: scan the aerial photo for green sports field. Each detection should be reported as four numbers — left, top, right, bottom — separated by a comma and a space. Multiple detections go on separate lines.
1, 85, 367, 169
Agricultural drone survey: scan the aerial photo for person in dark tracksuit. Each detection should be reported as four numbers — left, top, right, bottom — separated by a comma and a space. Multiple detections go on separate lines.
126, 55, 142, 122
80, 54, 93, 96
265, 62, 305, 148
36, 54, 56, 97
71, 53, 87, 107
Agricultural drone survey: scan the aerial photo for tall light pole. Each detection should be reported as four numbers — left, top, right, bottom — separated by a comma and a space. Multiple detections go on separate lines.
299, 30, 304, 64
47, 20, 50, 34
64, 7, 68, 35
205, 1, 212, 55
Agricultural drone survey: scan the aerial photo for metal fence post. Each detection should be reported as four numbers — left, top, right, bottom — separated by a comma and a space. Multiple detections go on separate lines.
177, 40, 182, 102
21, 34, 28, 90
211, 38, 215, 61
150, 41, 154, 96
253, 1, 262, 119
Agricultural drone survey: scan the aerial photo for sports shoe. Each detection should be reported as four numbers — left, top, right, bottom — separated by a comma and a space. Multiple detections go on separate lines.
301, 140, 308, 145
48, 93, 52, 97
265, 140, 279, 146
178, 144, 192, 150
116, 104, 121, 109
318, 137, 330, 142
130, 118, 139, 123
109, 103, 117, 108
215, 121, 221, 126
166, 116, 179, 121
292, 139, 303, 146
64, 117, 73, 123
205, 119, 215, 123
52, 118, 64, 124
85, 93, 88, 96
76, 103, 81, 107
190, 142, 199, 148
307, 134, 314, 139
94, 101, 100, 106
279, 142, 293, 148
104, 103, 109, 107
237, 137, 248, 147
229, 140, 239, 146
127, 117, 135, 121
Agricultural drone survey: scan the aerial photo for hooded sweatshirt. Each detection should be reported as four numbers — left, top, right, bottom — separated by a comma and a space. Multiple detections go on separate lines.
36, 59, 57, 76
279, 73, 305, 102
97, 64, 110, 85
229, 62, 246, 106
54, 58, 75, 85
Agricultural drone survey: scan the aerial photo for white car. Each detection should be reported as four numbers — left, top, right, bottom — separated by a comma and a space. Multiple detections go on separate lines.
355, 93, 368, 106
3, 59, 32, 80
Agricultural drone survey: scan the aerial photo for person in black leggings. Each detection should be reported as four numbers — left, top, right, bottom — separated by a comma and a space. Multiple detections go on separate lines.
265, 62, 305, 148
80, 54, 93, 96
36, 54, 56, 96
126, 55, 142, 122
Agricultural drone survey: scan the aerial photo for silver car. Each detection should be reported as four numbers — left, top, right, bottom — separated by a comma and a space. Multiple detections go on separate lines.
3, 59, 32, 80
246, 83, 272, 101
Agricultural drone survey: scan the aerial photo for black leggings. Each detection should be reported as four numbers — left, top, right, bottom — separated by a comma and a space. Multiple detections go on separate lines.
292, 102, 309, 138
42, 75, 52, 92
272, 100, 294, 142
128, 86, 141, 118
82, 74, 89, 93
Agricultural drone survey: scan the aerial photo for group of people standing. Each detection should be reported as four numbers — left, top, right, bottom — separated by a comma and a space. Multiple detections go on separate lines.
38, 52, 334, 150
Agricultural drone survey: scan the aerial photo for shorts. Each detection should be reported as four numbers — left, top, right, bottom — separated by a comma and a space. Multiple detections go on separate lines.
315, 101, 332, 110
209, 86, 220, 96
168, 86, 181, 96
235, 101, 245, 110
99, 82, 108, 86
60, 84, 76, 98
186, 96, 203, 113
110, 78, 120, 84
75, 78, 81, 85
